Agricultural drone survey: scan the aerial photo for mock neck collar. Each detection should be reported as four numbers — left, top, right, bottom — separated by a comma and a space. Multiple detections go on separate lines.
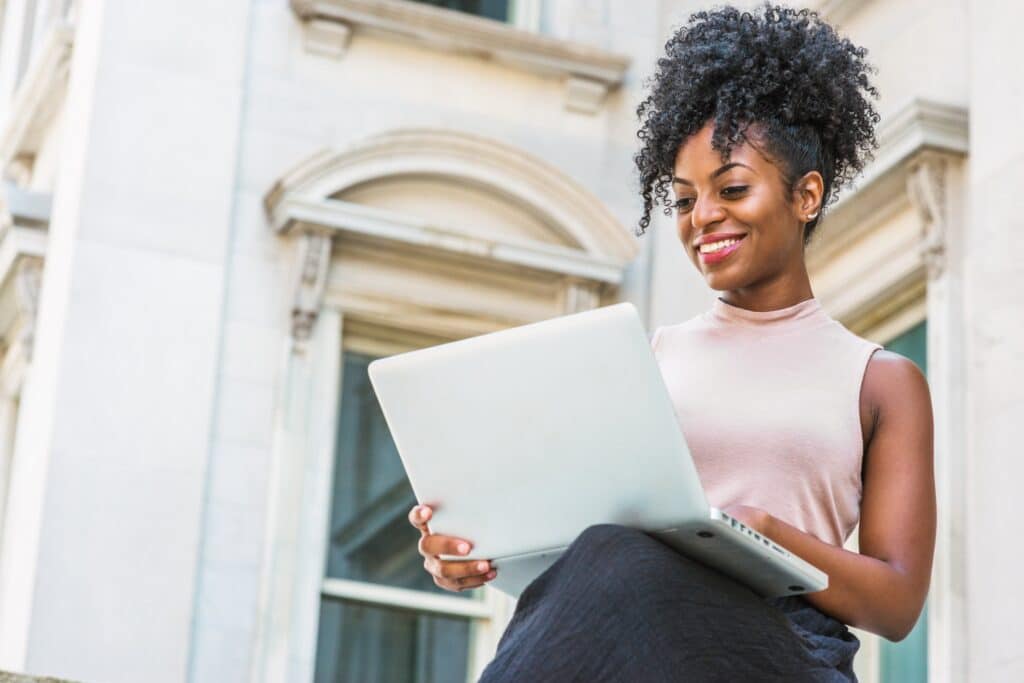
709, 296, 827, 331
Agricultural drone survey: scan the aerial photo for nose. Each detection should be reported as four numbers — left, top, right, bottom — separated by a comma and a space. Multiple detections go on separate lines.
690, 192, 727, 232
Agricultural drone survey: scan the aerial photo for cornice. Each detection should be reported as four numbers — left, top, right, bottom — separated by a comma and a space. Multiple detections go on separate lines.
854, 97, 969, 199
809, 98, 968, 268
289, 0, 630, 113
266, 127, 639, 344
0, 23, 74, 179
276, 196, 625, 285
265, 128, 640, 264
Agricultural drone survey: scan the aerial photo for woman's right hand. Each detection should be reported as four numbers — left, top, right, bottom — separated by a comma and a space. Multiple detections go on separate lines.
409, 504, 497, 592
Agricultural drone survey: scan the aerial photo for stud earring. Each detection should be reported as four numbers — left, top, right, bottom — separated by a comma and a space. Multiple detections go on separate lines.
807, 212, 819, 221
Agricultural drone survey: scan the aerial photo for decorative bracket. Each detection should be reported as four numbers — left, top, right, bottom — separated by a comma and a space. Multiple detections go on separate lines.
291, 228, 334, 351
300, 18, 352, 58
13, 256, 43, 361
561, 279, 601, 314
906, 152, 949, 281
0, 191, 10, 238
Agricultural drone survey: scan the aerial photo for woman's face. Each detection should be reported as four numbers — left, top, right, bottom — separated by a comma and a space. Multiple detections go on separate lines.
672, 121, 816, 293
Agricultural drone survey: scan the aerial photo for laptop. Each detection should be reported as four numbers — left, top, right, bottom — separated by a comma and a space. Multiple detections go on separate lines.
367, 302, 827, 599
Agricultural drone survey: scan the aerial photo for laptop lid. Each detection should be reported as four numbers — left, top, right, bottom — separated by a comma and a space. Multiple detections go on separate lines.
367, 303, 710, 561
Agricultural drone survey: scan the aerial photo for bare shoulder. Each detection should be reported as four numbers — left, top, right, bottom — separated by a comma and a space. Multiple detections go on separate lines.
861, 349, 932, 446
863, 349, 929, 401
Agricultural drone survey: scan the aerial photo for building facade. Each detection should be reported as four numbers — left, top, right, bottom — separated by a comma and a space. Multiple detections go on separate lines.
0, 0, 1019, 681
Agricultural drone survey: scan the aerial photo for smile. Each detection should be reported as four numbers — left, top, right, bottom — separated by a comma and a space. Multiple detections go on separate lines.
699, 235, 746, 264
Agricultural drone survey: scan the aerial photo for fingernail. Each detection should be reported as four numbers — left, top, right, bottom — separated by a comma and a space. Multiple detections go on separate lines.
458, 542, 470, 554
477, 561, 488, 572
418, 507, 428, 519
486, 570, 497, 580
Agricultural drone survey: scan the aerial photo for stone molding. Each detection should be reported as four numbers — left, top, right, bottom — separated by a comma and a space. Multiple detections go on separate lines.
833, 97, 968, 215
265, 128, 638, 344
809, 98, 967, 274
0, 23, 74, 183
265, 128, 639, 261
807, 98, 966, 336
275, 196, 625, 284
289, 0, 630, 114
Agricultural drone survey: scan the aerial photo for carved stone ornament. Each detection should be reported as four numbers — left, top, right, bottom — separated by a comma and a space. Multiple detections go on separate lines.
0, 192, 11, 237
906, 154, 948, 281
291, 229, 334, 349
14, 256, 44, 361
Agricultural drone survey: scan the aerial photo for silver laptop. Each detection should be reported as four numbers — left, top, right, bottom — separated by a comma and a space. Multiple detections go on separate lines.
367, 302, 827, 599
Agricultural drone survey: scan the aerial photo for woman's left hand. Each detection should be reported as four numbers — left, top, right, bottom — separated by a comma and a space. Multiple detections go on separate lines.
723, 504, 774, 536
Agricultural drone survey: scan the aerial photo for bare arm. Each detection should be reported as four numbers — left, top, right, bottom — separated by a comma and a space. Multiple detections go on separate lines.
729, 351, 935, 641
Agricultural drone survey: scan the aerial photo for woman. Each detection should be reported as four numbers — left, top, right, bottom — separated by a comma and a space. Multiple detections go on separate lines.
409, 4, 935, 681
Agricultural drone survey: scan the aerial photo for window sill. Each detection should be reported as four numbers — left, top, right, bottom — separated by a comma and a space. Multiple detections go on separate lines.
290, 0, 631, 114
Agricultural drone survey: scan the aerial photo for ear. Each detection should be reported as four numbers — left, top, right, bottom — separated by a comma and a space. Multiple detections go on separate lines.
793, 170, 825, 222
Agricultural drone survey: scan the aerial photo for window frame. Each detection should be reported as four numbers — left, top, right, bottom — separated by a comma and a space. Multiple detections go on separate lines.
312, 330, 513, 681
843, 299, 928, 683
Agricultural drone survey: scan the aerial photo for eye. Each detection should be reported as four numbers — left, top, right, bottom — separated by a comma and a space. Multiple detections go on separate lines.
674, 186, 749, 214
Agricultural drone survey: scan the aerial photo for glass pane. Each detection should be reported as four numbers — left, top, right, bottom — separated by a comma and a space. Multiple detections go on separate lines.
314, 598, 471, 683
409, 0, 510, 22
880, 320, 927, 682
884, 319, 927, 376
325, 351, 476, 598
881, 603, 928, 683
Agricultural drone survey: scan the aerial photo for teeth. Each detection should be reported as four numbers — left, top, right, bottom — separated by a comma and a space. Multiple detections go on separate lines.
699, 237, 742, 254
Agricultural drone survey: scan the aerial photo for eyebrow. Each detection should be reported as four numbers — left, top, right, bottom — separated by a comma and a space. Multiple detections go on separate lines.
672, 162, 755, 186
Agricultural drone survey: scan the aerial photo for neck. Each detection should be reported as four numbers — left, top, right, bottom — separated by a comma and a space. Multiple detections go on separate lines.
716, 267, 814, 312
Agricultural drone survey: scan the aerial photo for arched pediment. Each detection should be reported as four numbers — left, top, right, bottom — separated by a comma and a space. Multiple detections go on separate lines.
264, 128, 640, 346
264, 128, 639, 268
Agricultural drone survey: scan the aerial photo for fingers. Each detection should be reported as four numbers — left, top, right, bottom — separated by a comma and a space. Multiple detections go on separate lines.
427, 557, 492, 582
426, 556, 498, 592
418, 533, 474, 558
408, 504, 432, 535
451, 569, 498, 592
409, 503, 498, 592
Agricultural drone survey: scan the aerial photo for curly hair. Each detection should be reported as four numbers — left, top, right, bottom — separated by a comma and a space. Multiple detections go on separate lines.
634, 2, 880, 242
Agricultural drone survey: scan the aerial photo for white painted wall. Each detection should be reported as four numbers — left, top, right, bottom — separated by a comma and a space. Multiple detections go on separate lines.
963, 0, 1024, 680
3, 1, 250, 681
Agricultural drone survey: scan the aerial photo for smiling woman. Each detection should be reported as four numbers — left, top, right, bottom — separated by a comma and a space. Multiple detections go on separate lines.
460, 3, 936, 682
667, 122, 826, 303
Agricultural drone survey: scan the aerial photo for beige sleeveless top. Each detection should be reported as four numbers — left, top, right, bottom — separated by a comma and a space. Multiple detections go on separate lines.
651, 296, 882, 547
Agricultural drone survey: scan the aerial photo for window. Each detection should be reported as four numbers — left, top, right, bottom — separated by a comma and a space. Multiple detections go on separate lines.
408, 0, 510, 23
879, 320, 928, 683
314, 350, 500, 682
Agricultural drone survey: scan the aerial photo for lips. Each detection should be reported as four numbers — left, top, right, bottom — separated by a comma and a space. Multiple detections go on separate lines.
698, 234, 746, 265
693, 232, 747, 248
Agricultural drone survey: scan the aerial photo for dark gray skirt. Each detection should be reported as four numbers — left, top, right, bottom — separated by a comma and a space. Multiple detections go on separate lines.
479, 524, 859, 683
